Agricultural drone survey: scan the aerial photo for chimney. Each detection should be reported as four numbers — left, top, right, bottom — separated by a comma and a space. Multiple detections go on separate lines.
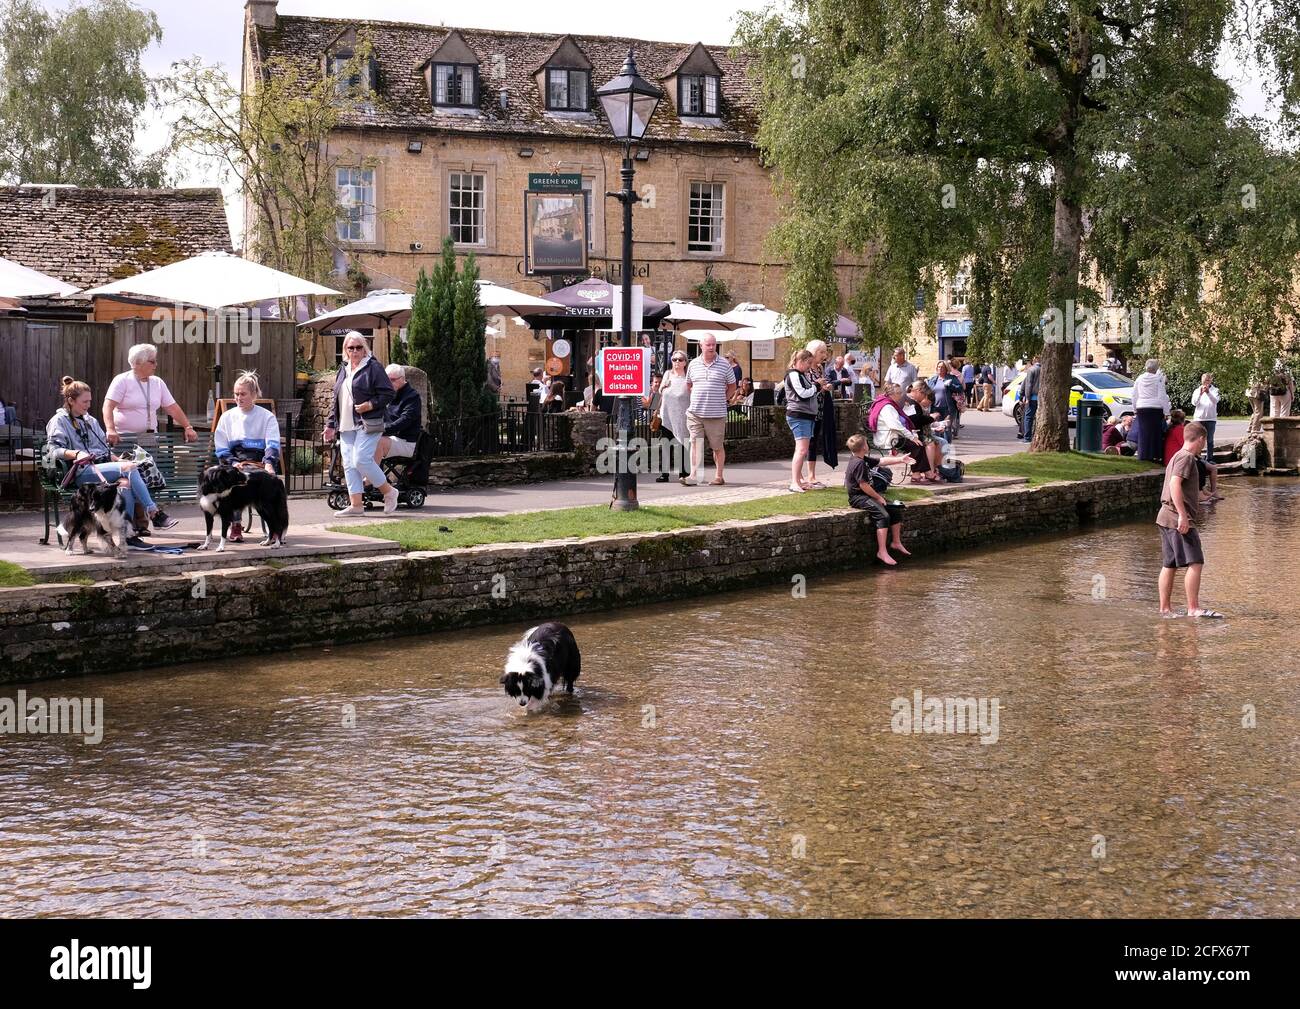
246, 1, 278, 30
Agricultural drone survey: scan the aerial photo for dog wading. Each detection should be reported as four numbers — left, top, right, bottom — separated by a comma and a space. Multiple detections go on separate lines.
500, 623, 581, 710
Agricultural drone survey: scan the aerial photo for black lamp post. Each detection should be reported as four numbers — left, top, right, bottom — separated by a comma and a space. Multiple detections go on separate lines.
598, 51, 662, 511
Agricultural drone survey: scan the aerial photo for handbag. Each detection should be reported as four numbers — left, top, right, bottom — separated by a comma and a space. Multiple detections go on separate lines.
650, 414, 662, 434
131, 446, 167, 491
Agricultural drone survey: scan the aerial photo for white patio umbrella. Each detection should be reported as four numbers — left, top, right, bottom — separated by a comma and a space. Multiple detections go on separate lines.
0, 255, 80, 299
475, 279, 565, 317
80, 251, 340, 397
300, 288, 411, 332
80, 250, 339, 308
663, 299, 750, 332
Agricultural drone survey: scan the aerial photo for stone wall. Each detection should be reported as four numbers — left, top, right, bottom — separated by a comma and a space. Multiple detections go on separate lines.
0, 470, 1162, 683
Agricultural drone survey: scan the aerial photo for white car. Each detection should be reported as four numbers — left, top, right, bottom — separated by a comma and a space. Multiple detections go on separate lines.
1002, 367, 1135, 424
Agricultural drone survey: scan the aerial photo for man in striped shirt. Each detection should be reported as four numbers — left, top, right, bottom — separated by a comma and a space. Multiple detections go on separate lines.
684, 334, 737, 486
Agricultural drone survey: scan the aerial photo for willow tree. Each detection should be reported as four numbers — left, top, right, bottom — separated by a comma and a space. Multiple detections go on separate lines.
737, 1, 1300, 451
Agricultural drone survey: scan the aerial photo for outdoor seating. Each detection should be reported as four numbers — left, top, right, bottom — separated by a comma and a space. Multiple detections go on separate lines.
36, 430, 209, 544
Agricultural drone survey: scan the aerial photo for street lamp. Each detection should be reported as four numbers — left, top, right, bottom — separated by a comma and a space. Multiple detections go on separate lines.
598, 50, 662, 511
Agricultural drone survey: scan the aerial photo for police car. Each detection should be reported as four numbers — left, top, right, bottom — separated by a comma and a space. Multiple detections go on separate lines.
1001, 367, 1135, 425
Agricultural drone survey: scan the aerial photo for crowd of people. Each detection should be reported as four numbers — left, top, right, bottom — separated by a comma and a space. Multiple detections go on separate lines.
39, 331, 428, 546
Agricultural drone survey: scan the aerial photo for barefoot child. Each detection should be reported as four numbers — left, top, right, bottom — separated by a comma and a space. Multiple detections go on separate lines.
845, 434, 911, 566
1156, 421, 1222, 618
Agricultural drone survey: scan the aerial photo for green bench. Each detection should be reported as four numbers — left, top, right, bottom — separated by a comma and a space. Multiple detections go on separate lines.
37, 431, 210, 545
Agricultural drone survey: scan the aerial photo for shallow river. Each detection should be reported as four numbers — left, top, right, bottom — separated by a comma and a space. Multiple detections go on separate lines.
1, 479, 1297, 917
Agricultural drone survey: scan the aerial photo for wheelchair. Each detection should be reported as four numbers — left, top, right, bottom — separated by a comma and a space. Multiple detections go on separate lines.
325, 430, 432, 511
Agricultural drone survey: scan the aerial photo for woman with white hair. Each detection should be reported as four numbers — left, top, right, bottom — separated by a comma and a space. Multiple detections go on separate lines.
103, 343, 197, 447
1132, 358, 1171, 462
324, 332, 398, 515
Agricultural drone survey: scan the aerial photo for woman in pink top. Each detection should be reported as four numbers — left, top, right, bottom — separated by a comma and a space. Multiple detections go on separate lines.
102, 343, 197, 446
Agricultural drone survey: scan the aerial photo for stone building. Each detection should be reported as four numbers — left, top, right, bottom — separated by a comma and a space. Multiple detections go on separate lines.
241, 1, 866, 394
0, 185, 232, 321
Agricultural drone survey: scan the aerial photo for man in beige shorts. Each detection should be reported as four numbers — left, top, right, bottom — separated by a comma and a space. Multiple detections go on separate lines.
684, 335, 737, 486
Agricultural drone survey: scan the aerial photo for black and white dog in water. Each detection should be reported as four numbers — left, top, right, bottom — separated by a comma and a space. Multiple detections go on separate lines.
500, 622, 581, 711
56, 483, 130, 558
198, 463, 290, 551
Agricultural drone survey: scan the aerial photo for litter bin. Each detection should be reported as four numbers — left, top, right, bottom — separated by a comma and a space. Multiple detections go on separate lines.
1075, 398, 1106, 453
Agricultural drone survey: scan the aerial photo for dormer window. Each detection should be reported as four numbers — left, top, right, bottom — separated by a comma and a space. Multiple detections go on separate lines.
324, 28, 376, 98
330, 52, 374, 96
679, 74, 719, 117
433, 63, 477, 107
546, 68, 590, 111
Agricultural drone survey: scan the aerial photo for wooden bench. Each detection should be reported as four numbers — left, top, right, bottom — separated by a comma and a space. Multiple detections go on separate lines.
37, 431, 209, 545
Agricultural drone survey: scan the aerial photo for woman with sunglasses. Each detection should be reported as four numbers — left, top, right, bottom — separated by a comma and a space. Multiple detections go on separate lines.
656, 350, 692, 482
324, 333, 398, 515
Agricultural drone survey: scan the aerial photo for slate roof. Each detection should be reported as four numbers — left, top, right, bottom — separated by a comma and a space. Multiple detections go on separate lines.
0, 186, 233, 292
248, 15, 760, 147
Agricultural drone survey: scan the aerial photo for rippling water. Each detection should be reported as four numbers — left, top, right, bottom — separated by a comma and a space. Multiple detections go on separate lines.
1, 479, 1297, 917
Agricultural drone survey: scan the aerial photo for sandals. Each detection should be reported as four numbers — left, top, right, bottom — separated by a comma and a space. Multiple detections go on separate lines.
710, 478, 726, 486
788, 484, 806, 493
1188, 609, 1226, 619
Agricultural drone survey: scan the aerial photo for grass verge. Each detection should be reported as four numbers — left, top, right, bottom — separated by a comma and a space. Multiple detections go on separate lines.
966, 450, 1159, 487
332, 486, 930, 551
0, 561, 34, 588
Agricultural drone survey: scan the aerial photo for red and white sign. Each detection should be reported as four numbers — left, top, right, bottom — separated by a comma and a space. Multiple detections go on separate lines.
598, 346, 652, 397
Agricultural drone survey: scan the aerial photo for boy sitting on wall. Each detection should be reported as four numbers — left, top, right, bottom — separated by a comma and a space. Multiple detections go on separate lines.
844, 433, 912, 566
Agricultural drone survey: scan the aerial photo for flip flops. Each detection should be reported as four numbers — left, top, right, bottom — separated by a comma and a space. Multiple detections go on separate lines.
1188, 609, 1226, 619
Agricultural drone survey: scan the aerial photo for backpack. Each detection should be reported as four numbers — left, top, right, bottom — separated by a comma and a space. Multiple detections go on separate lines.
774, 378, 787, 407
867, 458, 894, 494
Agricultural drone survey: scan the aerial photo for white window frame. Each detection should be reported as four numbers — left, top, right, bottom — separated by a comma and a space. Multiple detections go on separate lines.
336, 167, 376, 243
448, 171, 486, 246
547, 68, 590, 111
949, 269, 970, 311
581, 178, 594, 252
680, 74, 719, 116
687, 181, 725, 254
433, 63, 476, 107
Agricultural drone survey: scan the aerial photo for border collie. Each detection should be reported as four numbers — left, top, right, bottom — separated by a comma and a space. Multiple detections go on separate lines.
56, 483, 129, 558
197, 463, 290, 552
500, 622, 581, 710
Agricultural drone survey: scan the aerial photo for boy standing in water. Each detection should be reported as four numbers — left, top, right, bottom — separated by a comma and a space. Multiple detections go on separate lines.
1156, 421, 1223, 618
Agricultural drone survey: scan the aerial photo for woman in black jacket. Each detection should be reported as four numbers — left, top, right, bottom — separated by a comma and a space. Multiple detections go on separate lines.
324, 333, 398, 516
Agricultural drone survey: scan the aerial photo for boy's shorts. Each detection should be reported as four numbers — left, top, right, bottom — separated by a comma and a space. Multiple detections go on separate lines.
1159, 526, 1204, 568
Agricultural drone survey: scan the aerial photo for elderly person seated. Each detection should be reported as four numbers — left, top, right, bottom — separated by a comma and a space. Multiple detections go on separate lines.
374, 364, 423, 462
1102, 413, 1136, 455
869, 381, 935, 483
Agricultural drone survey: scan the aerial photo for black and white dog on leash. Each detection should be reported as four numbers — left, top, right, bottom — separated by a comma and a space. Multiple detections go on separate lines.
56, 483, 130, 558
197, 463, 290, 551
500, 622, 581, 711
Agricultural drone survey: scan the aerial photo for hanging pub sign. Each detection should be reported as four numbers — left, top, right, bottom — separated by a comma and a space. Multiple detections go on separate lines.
524, 172, 587, 275
528, 173, 582, 192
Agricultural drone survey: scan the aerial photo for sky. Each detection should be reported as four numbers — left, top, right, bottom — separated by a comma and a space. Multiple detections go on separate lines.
27, 1, 1280, 243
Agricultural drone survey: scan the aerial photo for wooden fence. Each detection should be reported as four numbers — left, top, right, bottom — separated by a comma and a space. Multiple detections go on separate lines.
0, 316, 297, 427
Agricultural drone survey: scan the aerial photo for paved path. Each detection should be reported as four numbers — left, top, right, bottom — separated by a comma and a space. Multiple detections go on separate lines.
1, 410, 1246, 575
